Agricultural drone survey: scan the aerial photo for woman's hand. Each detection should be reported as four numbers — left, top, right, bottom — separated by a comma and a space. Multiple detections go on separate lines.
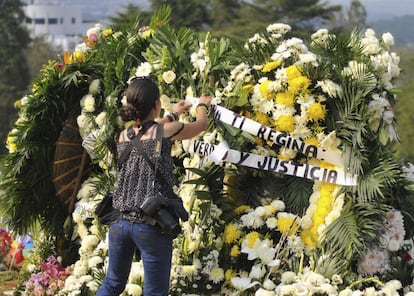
198, 94, 212, 107
174, 101, 192, 116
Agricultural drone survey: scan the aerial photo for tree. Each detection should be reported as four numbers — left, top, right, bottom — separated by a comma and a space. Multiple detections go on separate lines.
108, 3, 151, 31
240, 0, 342, 38
0, 0, 31, 155
150, 0, 210, 30
24, 36, 59, 82
209, 0, 242, 37
347, 0, 367, 30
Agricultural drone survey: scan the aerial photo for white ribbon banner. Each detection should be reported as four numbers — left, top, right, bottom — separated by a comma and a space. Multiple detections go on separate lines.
192, 140, 357, 186
211, 104, 344, 167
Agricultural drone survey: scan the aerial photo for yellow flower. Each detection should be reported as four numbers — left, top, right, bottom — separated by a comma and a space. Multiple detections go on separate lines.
304, 137, 319, 147
275, 91, 295, 107
102, 28, 113, 37
225, 269, 236, 282
255, 111, 270, 125
224, 224, 241, 244
289, 76, 311, 93
258, 80, 274, 99
245, 231, 260, 248
235, 205, 250, 215
262, 60, 282, 73
275, 115, 295, 133
276, 213, 299, 235
286, 65, 302, 80
6, 134, 17, 153
307, 102, 326, 122
300, 229, 318, 248
230, 245, 240, 257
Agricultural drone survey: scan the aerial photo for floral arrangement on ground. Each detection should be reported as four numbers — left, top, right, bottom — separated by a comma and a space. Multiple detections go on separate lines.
2, 6, 414, 296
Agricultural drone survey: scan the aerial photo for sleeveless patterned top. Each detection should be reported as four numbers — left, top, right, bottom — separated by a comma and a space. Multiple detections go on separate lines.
112, 132, 177, 223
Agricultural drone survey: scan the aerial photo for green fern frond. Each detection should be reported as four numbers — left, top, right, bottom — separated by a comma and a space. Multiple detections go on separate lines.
323, 200, 389, 261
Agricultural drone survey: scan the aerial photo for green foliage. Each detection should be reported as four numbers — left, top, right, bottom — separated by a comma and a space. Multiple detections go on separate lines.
0, 0, 31, 155
395, 47, 414, 163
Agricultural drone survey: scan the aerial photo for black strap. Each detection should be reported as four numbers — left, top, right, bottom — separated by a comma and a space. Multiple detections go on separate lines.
117, 121, 156, 170
134, 124, 171, 187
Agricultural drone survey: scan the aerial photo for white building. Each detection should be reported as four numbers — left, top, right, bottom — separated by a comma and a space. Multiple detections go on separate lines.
23, 2, 97, 51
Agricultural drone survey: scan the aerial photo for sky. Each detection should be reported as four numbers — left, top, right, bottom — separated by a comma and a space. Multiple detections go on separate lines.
329, 0, 414, 21
23, 0, 414, 22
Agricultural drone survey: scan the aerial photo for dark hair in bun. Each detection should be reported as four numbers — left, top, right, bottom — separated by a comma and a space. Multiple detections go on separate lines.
119, 77, 160, 123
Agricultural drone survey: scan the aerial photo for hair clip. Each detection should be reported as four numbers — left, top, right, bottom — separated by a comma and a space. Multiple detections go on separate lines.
127, 76, 150, 85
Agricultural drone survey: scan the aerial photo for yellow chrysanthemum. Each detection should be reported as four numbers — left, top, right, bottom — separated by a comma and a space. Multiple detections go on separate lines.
289, 76, 311, 93
262, 60, 282, 73
224, 224, 241, 244
307, 102, 326, 122
286, 65, 302, 80
275, 91, 295, 107
312, 214, 325, 226
230, 245, 240, 257
276, 214, 299, 235
258, 80, 274, 99
255, 111, 270, 125
300, 229, 318, 248
225, 269, 236, 282
245, 231, 260, 248
234, 205, 250, 215
304, 137, 319, 147
6, 134, 17, 153
102, 28, 113, 37
275, 115, 295, 133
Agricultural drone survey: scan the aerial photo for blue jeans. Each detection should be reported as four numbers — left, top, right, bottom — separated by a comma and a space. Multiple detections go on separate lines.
96, 220, 173, 296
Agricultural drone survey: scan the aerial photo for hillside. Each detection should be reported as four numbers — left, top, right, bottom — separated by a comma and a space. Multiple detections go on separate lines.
369, 15, 414, 46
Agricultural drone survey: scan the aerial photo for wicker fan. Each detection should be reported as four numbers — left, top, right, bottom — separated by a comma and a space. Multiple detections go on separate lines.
53, 109, 90, 213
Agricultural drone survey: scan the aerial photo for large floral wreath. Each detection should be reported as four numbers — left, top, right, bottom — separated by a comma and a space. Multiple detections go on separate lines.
3, 6, 414, 296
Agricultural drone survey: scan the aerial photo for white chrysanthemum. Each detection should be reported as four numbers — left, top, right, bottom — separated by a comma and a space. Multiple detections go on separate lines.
80, 234, 100, 253
270, 199, 285, 211
286, 235, 305, 257
128, 262, 144, 283
162, 70, 176, 84
241, 210, 264, 228
266, 23, 291, 35
265, 217, 277, 229
88, 256, 103, 268
316, 79, 342, 98
297, 53, 318, 66
80, 94, 96, 112
75, 42, 88, 53
125, 284, 143, 296
209, 267, 224, 284
73, 261, 88, 276
361, 28, 381, 55
95, 112, 106, 127
135, 62, 152, 77
254, 206, 272, 217
89, 79, 100, 95
278, 284, 296, 296
311, 28, 330, 46
382, 32, 394, 48
338, 288, 353, 296
86, 280, 99, 292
